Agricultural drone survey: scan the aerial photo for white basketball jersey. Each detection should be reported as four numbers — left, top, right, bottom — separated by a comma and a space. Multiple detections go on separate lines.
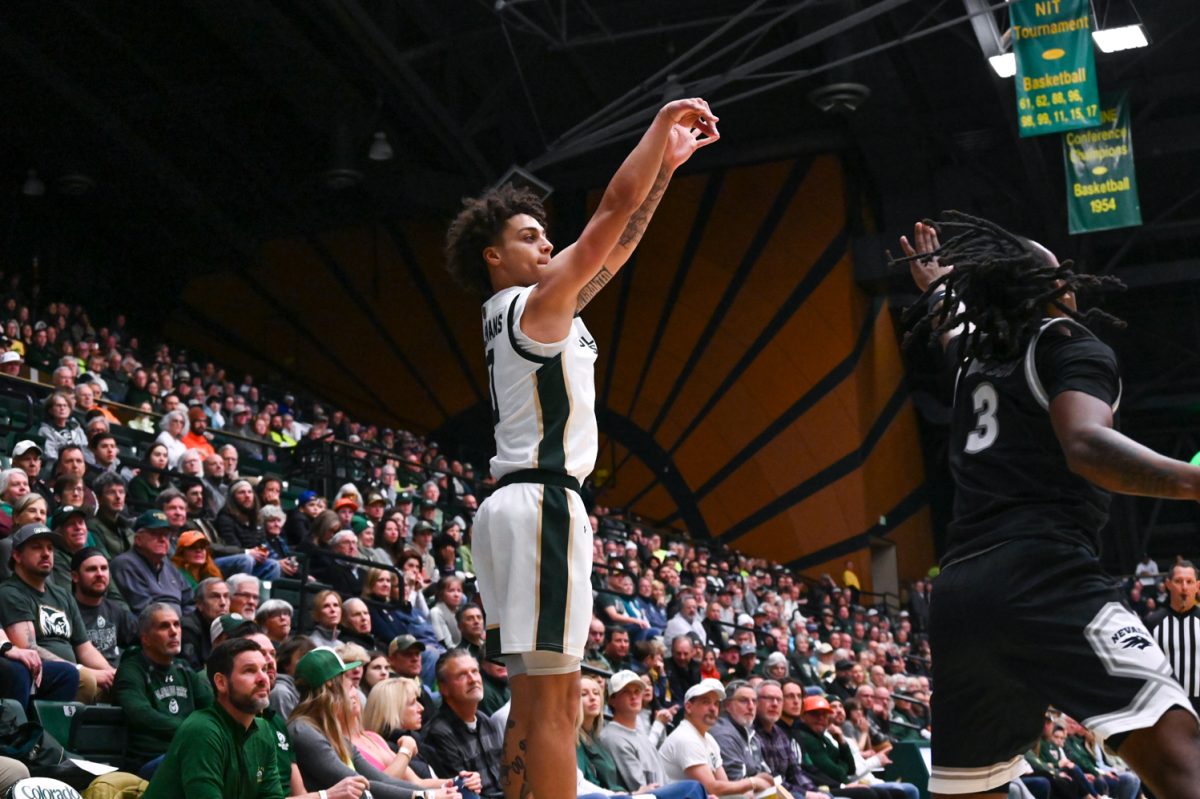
482, 285, 598, 483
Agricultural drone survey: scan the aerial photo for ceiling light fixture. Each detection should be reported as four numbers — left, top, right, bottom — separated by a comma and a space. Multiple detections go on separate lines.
1092, 24, 1149, 53
21, 170, 45, 197
988, 53, 1017, 78
368, 131, 394, 162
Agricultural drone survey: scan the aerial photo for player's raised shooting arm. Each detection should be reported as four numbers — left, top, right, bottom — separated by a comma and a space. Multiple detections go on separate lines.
524, 99, 719, 339
1050, 390, 1200, 499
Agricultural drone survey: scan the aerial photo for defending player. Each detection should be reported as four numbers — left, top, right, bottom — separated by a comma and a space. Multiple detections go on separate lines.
895, 212, 1200, 799
444, 98, 719, 798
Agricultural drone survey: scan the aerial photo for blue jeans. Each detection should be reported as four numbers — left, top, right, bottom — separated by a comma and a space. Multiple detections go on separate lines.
216, 554, 282, 581
0, 658, 79, 709
588, 781, 707, 799
878, 781, 920, 799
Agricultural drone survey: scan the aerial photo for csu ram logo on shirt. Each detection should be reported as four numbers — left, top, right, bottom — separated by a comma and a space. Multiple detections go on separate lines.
39, 604, 71, 638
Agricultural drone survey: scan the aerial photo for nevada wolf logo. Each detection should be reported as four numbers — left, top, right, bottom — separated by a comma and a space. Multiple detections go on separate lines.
40, 604, 71, 638
1119, 635, 1153, 650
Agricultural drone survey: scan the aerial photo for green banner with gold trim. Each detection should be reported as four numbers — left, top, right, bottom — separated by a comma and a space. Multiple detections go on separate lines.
1064, 92, 1141, 234
1012, 0, 1100, 137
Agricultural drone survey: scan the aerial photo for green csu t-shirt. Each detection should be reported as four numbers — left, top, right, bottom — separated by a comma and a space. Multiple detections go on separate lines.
0, 575, 88, 662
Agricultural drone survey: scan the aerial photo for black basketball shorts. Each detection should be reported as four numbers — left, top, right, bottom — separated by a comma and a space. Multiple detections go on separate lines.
928, 538, 1195, 794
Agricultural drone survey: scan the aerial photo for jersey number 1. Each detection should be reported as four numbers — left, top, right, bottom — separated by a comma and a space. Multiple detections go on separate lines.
965, 382, 999, 454
486, 349, 500, 424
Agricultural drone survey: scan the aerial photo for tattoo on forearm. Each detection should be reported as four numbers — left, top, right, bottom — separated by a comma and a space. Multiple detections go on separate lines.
1082, 430, 1183, 498
619, 166, 670, 248
576, 267, 612, 312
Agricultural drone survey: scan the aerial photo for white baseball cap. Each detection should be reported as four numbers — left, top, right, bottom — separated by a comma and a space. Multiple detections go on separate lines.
0, 351, 22, 364
684, 678, 727, 702
609, 670, 643, 697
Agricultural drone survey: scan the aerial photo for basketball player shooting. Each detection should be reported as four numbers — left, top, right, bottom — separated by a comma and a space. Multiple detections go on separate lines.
896, 213, 1200, 799
444, 98, 719, 798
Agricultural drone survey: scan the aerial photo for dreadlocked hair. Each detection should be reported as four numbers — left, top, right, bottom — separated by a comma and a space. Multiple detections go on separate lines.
892, 211, 1126, 362
444, 184, 547, 296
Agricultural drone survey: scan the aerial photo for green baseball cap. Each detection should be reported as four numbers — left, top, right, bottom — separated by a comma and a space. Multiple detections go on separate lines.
295, 647, 364, 690
135, 509, 172, 531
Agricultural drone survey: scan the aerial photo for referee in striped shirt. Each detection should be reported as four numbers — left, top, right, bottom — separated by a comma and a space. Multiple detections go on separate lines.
1147, 560, 1200, 714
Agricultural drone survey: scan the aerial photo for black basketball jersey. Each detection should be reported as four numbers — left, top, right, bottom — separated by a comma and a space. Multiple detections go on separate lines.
942, 318, 1121, 564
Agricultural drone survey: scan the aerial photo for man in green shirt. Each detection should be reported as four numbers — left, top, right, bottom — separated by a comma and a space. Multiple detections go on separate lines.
113, 602, 214, 768
0, 523, 116, 702
144, 637, 367, 799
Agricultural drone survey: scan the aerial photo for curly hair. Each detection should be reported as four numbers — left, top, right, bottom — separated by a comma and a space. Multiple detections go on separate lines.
892, 211, 1126, 362
444, 184, 547, 296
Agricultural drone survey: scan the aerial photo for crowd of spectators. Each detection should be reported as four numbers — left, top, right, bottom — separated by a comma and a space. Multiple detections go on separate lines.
0, 283, 1151, 799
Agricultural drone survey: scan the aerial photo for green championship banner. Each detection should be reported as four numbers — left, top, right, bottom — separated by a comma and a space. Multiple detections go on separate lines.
1064, 92, 1142, 234
1012, 0, 1100, 137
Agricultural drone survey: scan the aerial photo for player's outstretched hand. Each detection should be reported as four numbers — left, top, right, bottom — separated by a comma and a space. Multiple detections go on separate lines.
899, 221, 952, 293
659, 98, 719, 140
663, 122, 720, 170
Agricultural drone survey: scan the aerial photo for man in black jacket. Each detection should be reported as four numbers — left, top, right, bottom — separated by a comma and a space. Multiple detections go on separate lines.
666, 633, 702, 709
424, 649, 503, 798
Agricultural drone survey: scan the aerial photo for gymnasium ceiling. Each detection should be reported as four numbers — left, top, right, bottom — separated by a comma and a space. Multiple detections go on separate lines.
1, 1, 1199, 495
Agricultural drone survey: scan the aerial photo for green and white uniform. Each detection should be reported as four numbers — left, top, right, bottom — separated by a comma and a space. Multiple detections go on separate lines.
475, 285, 596, 659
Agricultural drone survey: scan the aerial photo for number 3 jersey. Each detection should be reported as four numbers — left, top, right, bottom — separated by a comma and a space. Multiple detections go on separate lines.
944, 318, 1121, 564
482, 285, 598, 484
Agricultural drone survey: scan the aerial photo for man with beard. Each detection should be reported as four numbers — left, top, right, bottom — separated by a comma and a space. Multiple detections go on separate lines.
52, 503, 128, 607
114, 602, 214, 770
142, 639, 301, 799
71, 547, 137, 667
659, 678, 775, 796
200, 454, 228, 519
0, 523, 117, 702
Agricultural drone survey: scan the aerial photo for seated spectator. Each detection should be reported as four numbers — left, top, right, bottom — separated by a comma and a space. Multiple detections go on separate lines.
257, 476, 284, 508
200, 453, 228, 518
38, 391, 87, 460
71, 546, 137, 667
599, 670, 705, 799
659, 679, 775, 796
287, 647, 435, 798
270, 635, 315, 720
363, 568, 405, 643
283, 490, 321, 548
603, 626, 634, 672
255, 598, 294, 644
114, 602, 214, 769
181, 577, 228, 671
341, 598, 376, 649
227, 572, 261, 617
337, 641, 372, 709
583, 617, 613, 672
155, 410, 189, 468
11, 441, 52, 500
216, 480, 281, 581
9, 493, 47, 530
362, 651, 390, 693
0, 523, 116, 702
142, 638, 363, 799
635, 577, 668, 638
755, 680, 822, 799
423, 649, 503, 798
309, 589, 343, 648
182, 406, 216, 459
88, 472, 135, 557
322, 530, 366, 595
259, 504, 299, 577
429, 576, 465, 649
388, 634, 437, 723
354, 517, 391, 566
87, 431, 122, 480
409, 522, 438, 581
110, 510, 195, 615
793, 695, 906, 799
430, 533, 465, 583
700, 647, 721, 681
0, 468, 31, 537
578, 673, 630, 792
171, 529, 223, 589
666, 633, 701, 708
710, 680, 773, 785
127, 442, 170, 509
664, 591, 706, 648
362, 675, 480, 792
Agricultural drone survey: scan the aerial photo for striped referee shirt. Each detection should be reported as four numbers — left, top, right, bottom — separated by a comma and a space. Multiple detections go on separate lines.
1149, 605, 1200, 698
